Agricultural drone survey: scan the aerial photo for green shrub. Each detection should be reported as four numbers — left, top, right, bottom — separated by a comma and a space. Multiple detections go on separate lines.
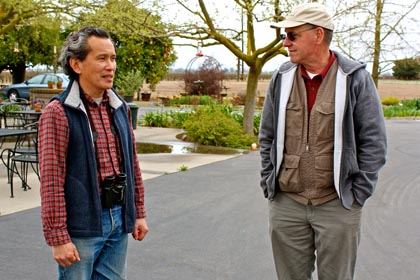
230, 111, 243, 124
382, 98, 420, 118
400, 98, 420, 109
141, 110, 193, 128
178, 165, 189, 171
183, 106, 257, 149
170, 95, 216, 106
168, 111, 193, 128
197, 95, 215, 105
0, 104, 22, 113
383, 105, 414, 118
253, 113, 261, 135
392, 58, 420, 80
141, 104, 261, 149
221, 132, 258, 149
226, 109, 261, 135
114, 70, 143, 97
381, 96, 400, 106
142, 111, 170, 127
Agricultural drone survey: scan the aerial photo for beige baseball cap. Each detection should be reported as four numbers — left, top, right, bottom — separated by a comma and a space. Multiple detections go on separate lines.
270, 3, 334, 31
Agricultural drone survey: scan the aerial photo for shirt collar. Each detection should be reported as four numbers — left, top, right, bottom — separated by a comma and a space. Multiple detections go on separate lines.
64, 80, 123, 110
81, 90, 109, 107
300, 51, 336, 80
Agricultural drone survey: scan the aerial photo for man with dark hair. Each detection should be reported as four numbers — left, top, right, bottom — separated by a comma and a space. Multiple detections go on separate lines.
39, 26, 148, 279
259, 3, 387, 279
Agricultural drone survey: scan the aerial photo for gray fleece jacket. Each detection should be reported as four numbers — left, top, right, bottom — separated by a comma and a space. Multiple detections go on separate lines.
258, 51, 387, 209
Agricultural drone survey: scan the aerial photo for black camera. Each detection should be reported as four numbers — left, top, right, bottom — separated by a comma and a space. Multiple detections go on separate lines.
101, 173, 127, 208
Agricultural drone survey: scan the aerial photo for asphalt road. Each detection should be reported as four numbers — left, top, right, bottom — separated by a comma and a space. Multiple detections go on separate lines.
0, 119, 419, 279
354, 119, 420, 280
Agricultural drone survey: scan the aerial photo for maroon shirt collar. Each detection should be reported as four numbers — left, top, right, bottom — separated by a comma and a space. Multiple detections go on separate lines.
300, 51, 336, 80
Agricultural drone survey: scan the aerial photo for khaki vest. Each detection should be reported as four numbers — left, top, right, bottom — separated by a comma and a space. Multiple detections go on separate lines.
278, 61, 339, 205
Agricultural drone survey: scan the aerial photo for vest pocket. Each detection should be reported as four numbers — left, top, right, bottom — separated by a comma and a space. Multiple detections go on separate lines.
315, 154, 334, 189
285, 103, 303, 137
315, 102, 335, 140
279, 154, 303, 192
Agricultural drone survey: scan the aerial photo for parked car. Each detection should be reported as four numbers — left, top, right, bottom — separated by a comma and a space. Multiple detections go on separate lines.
0, 73, 69, 100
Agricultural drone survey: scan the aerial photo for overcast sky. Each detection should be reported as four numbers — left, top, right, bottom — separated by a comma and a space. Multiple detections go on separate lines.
170, 21, 289, 72
148, 0, 420, 73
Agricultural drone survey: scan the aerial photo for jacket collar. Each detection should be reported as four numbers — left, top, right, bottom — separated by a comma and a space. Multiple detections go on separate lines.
63, 79, 124, 110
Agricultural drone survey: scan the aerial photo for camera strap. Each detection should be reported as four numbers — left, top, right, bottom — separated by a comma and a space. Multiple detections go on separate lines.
80, 91, 124, 179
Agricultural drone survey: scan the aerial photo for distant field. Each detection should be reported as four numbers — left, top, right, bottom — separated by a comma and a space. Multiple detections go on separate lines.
376, 80, 420, 100
149, 79, 420, 101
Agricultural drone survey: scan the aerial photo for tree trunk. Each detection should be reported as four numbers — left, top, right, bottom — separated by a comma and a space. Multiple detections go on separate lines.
11, 62, 26, 83
243, 64, 262, 134
371, 0, 383, 88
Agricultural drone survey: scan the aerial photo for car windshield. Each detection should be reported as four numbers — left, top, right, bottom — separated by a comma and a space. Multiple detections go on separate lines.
26, 74, 68, 85
57, 74, 69, 83
45, 74, 60, 84
27, 75, 44, 84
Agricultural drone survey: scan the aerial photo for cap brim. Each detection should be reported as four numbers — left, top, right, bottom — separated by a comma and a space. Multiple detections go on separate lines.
270, 20, 305, 29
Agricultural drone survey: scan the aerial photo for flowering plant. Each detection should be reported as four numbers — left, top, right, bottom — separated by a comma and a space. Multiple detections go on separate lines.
33, 99, 45, 106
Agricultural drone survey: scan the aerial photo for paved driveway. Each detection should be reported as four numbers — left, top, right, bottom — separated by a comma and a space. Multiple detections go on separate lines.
354, 119, 420, 280
0, 119, 419, 279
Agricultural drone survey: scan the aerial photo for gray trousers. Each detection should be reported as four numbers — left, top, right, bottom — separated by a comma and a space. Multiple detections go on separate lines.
268, 194, 362, 280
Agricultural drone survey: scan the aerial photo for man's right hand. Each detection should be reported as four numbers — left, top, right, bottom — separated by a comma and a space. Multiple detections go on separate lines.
52, 243, 81, 267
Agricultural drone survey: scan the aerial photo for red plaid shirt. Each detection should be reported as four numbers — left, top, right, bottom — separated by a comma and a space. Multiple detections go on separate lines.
39, 92, 146, 246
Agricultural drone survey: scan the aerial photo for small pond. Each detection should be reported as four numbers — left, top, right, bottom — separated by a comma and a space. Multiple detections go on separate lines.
136, 142, 247, 155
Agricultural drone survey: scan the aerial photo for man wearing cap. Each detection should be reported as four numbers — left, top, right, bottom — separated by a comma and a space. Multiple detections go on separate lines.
258, 3, 387, 279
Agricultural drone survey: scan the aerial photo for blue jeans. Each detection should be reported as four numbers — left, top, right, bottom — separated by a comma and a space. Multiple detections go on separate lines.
58, 205, 128, 280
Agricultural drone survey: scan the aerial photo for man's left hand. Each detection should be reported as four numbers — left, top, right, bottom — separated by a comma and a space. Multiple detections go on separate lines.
132, 218, 148, 241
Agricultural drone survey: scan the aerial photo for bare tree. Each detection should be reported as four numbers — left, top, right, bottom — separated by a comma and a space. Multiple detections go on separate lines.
146, 0, 418, 132
330, 0, 420, 86
143, 0, 292, 134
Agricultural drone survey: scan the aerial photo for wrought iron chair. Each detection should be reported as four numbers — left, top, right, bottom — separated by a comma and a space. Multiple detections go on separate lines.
0, 103, 27, 130
1, 122, 39, 197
